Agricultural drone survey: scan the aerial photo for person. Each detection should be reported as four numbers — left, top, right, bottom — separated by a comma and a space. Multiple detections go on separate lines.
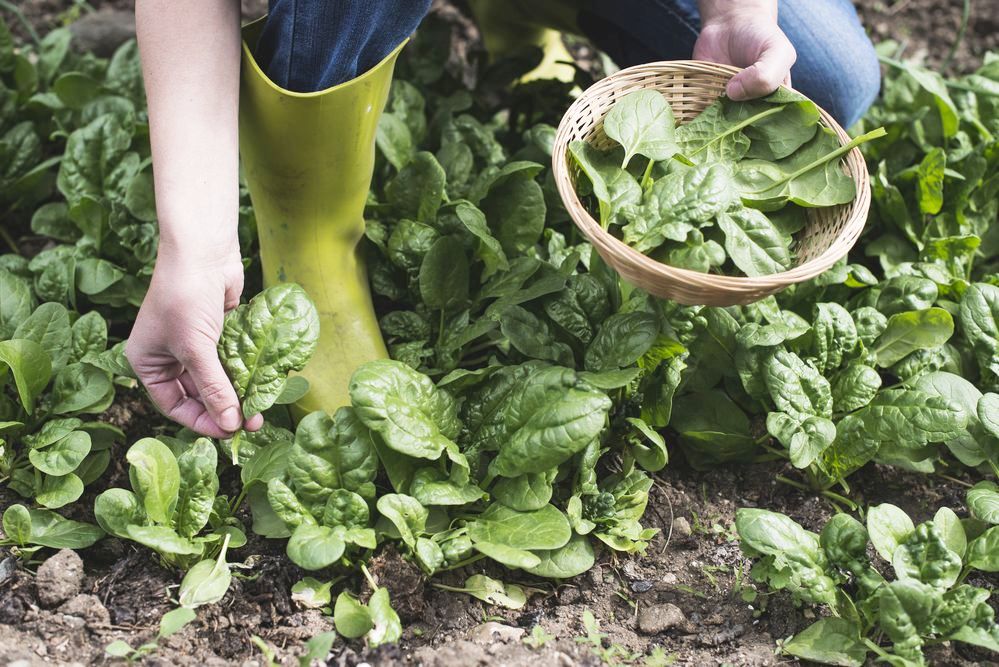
127, 0, 881, 438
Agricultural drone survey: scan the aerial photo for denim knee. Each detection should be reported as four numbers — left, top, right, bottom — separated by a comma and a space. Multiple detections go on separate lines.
781, 1, 882, 128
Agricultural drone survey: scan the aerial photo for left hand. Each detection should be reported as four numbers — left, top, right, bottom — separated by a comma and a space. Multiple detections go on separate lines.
693, 5, 796, 100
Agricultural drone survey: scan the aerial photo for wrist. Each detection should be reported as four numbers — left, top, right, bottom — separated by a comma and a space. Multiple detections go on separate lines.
698, 0, 777, 25
155, 233, 242, 272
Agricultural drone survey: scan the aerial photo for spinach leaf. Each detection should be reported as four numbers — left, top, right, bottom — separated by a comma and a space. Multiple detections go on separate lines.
602, 90, 680, 168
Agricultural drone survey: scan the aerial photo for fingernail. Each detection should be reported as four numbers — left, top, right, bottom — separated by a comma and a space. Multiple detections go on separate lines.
221, 407, 242, 431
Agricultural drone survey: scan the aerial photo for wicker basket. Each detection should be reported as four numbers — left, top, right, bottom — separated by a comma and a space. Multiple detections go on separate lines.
552, 60, 871, 306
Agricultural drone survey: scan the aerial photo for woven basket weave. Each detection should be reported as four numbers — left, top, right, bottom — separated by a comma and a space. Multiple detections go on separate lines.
552, 60, 871, 306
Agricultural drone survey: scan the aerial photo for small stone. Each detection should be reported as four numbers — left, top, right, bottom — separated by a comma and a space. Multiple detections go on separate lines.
661, 573, 678, 585
466, 621, 525, 643
629, 580, 653, 593
36, 549, 84, 608
672, 517, 692, 538
637, 603, 687, 635
58, 594, 110, 628
69, 10, 136, 57
621, 561, 642, 581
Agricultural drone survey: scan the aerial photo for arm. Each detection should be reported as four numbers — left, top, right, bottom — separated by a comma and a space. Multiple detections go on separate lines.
695, 0, 796, 100
128, 0, 262, 437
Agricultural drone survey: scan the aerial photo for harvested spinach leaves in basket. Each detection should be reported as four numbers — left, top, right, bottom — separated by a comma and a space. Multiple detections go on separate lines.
569, 89, 885, 276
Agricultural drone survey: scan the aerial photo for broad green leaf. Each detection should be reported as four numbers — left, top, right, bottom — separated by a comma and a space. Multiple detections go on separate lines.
568, 141, 641, 228
966, 526, 999, 572
28, 430, 91, 476
867, 504, 915, 561
376, 493, 427, 548
781, 617, 867, 667
94, 488, 144, 538
22, 507, 103, 549
288, 407, 378, 505
126, 438, 181, 525
859, 388, 967, 446
36, 472, 84, 509
967, 481, 999, 524
174, 439, 219, 538
349, 360, 460, 460
286, 524, 346, 570
219, 284, 319, 418
0, 339, 51, 413
765, 350, 833, 420
2, 504, 32, 546
419, 235, 469, 311
585, 312, 659, 371
367, 587, 402, 646
524, 533, 596, 579
385, 151, 446, 222
158, 608, 196, 638
873, 308, 954, 368
603, 89, 679, 167
126, 525, 202, 556
334, 592, 373, 639
179, 557, 232, 608
468, 503, 571, 552
447, 574, 528, 609
717, 206, 792, 276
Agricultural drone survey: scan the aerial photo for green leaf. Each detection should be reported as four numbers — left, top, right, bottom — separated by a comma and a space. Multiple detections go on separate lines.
524, 533, 596, 579
349, 360, 460, 460
376, 493, 427, 548
288, 407, 378, 505
874, 308, 955, 367
717, 207, 792, 276
867, 504, 915, 561
0, 269, 34, 339
219, 284, 320, 418
287, 524, 346, 570
858, 388, 967, 446
126, 438, 181, 525
174, 439, 219, 538
468, 503, 571, 552
765, 350, 833, 421
28, 431, 91, 476
419, 235, 470, 311
966, 526, 999, 572
916, 147, 946, 215
179, 557, 232, 608
2, 504, 32, 546
386, 151, 446, 222
94, 488, 145, 538
978, 393, 999, 440
602, 90, 679, 167
22, 507, 103, 549
14, 303, 72, 373
585, 312, 659, 371
126, 525, 202, 556
334, 592, 373, 638
448, 574, 528, 609
36, 472, 85, 509
0, 339, 51, 413
159, 608, 197, 638
568, 141, 641, 227
961, 284, 999, 382
367, 587, 402, 646
892, 523, 962, 588
967, 481, 999, 525
781, 617, 867, 667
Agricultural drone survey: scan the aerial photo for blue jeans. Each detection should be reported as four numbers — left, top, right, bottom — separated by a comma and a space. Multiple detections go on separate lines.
255, 0, 879, 127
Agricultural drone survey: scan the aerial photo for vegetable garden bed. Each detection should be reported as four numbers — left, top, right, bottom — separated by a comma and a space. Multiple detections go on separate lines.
1, 2, 998, 666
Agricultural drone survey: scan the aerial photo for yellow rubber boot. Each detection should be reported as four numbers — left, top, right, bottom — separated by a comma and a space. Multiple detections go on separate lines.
239, 19, 401, 416
467, 0, 581, 83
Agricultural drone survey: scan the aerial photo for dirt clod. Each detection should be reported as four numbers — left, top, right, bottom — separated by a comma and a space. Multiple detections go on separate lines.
637, 603, 687, 635
57, 594, 111, 629
466, 621, 526, 643
672, 516, 692, 538
35, 549, 84, 608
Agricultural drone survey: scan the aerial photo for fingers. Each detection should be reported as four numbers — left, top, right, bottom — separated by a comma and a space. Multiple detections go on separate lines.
727, 36, 797, 100
144, 375, 232, 439
245, 413, 265, 432
176, 338, 244, 433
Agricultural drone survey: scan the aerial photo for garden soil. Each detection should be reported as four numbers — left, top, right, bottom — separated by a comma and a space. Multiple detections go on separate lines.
1, 0, 997, 665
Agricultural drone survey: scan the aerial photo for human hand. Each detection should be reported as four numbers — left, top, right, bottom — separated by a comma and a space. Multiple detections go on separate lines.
694, 2, 796, 100
127, 245, 264, 438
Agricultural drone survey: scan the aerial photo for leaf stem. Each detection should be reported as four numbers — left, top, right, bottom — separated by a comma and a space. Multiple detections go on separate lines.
437, 553, 486, 572
230, 430, 243, 466
942, 0, 971, 73
752, 128, 887, 194
689, 106, 784, 158
640, 158, 656, 191
361, 563, 379, 590
775, 474, 809, 492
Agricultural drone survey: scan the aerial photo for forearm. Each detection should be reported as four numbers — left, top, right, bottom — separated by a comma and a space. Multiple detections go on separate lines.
698, 0, 777, 23
136, 0, 242, 262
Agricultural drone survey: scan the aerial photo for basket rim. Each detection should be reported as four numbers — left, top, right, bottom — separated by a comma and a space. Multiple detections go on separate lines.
551, 59, 871, 293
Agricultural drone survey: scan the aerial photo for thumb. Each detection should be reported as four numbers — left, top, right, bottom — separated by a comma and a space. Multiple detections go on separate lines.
178, 339, 243, 433
727, 40, 796, 100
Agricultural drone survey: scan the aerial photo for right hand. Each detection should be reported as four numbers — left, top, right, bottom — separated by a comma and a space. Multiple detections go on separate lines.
126, 245, 264, 438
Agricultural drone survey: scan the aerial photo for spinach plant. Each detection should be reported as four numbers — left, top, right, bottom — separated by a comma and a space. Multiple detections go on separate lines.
737, 499, 999, 666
